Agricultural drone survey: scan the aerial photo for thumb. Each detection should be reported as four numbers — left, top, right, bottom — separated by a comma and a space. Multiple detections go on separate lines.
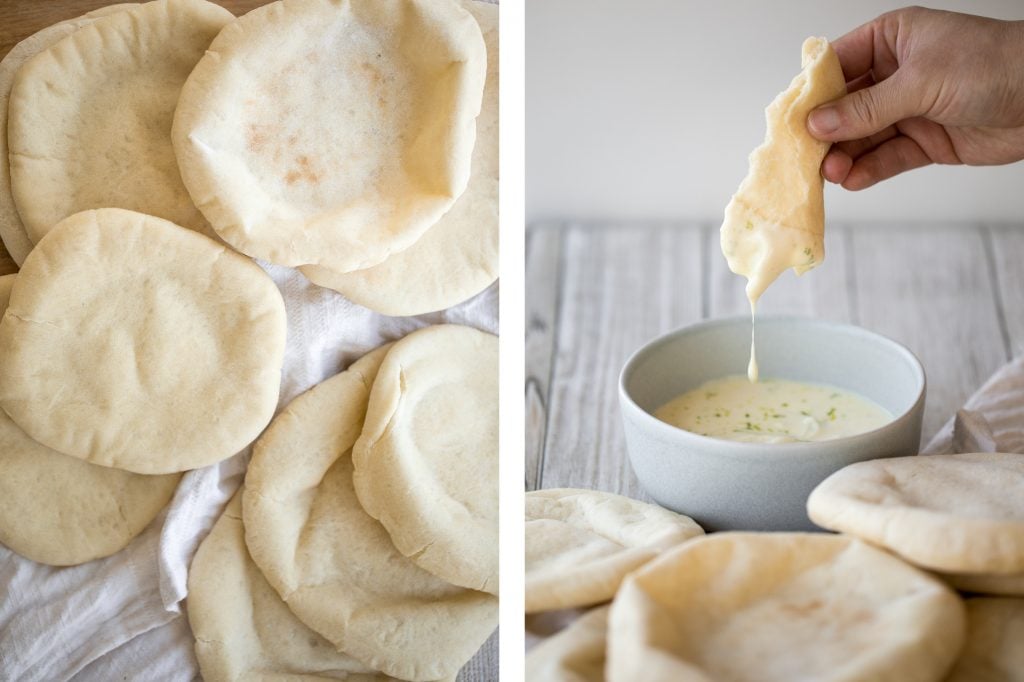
808, 71, 925, 141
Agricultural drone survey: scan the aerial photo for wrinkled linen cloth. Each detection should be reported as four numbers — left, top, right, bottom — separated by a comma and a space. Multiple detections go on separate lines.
924, 352, 1024, 455
0, 263, 498, 681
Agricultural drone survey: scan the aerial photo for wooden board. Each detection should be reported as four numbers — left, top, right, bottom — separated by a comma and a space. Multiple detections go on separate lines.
528, 222, 1024, 497
0, 0, 273, 276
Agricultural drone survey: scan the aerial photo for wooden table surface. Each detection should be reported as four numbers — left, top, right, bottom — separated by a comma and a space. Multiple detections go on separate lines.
526, 221, 1024, 498
0, 3, 498, 681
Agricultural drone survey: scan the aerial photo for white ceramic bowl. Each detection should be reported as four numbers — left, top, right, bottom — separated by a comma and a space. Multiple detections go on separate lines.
619, 316, 925, 531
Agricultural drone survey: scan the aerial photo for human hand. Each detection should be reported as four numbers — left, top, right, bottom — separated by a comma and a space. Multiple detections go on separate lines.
806, 7, 1024, 190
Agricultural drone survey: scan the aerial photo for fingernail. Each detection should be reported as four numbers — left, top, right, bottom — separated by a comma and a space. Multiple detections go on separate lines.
809, 106, 840, 135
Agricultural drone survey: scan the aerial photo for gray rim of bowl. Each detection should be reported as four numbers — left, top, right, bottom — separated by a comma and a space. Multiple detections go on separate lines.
618, 315, 927, 461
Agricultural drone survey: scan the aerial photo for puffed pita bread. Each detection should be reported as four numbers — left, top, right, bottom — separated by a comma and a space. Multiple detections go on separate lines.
607, 532, 965, 682
243, 346, 496, 682
940, 571, 1024, 597
944, 598, 1024, 682
300, 0, 498, 316
0, 274, 180, 566
7, 0, 230, 245
808, 453, 1024, 574
525, 607, 608, 682
173, 0, 486, 270
720, 37, 845, 302
0, 209, 286, 474
526, 488, 703, 613
353, 325, 498, 594
0, 4, 136, 266
189, 490, 422, 682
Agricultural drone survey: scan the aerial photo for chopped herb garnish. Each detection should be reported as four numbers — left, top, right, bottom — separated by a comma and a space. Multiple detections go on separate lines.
827, 407, 837, 421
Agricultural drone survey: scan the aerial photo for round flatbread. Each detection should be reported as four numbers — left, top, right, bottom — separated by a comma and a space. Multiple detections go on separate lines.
808, 453, 1024, 574
525, 607, 608, 682
189, 489, 418, 682
945, 598, 1024, 682
0, 208, 286, 474
173, 0, 486, 271
243, 345, 496, 682
0, 274, 180, 565
607, 532, 965, 682
940, 571, 1024, 597
300, 0, 498, 316
352, 325, 498, 594
525, 488, 703, 613
0, 4, 136, 266
7, 0, 231, 244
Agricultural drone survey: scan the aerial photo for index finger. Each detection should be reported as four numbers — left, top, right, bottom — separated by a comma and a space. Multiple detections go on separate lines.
829, 11, 901, 83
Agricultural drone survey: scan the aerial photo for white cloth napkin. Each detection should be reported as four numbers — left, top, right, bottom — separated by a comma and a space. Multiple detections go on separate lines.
0, 263, 498, 682
923, 352, 1024, 455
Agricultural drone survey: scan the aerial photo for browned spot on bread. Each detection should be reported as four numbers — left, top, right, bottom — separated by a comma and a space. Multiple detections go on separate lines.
284, 155, 322, 185
247, 123, 270, 152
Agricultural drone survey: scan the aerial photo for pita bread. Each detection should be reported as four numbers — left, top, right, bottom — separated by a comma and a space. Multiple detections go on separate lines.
0, 209, 286, 474
0, 4, 136, 266
720, 37, 845, 302
7, 0, 231, 244
526, 488, 703, 613
352, 325, 498, 594
243, 346, 496, 682
944, 598, 1024, 682
525, 607, 608, 682
300, 0, 498, 315
607, 532, 965, 682
173, 0, 486, 270
188, 490, 418, 682
940, 571, 1024, 597
0, 274, 180, 566
808, 453, 1024, 574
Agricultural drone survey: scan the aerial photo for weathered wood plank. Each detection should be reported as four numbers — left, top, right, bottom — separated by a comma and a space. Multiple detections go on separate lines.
540, 224, 703, 496
985, 224, 1024, 357
851, 224, 1007, 443
525, 225, 563, 491
708, 223, 854, 322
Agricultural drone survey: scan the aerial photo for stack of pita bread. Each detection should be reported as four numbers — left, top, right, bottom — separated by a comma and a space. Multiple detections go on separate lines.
0, 0, 499, 678
526, 452, 1024, 681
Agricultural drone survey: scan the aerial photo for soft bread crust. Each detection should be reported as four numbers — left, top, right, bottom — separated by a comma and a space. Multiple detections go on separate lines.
808, 453, 1024, 574
173, 0, 487, 270
0, 208, 286, 474
0, 4, 136, 266
607, 532, 966, 682
525, 488, 703, 613
0, 273, 180, 566
720, 37, 846, 303
525, 606, 609, 682
188, 490, 408, 682
243, 345, 496, 682
352, 325, 499, 594
301, 0, 498, 316
944, 598, 1024, 682
7, 0, 231, 244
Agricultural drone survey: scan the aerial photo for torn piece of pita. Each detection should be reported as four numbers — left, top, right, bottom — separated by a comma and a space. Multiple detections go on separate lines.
720, 37, 845, 303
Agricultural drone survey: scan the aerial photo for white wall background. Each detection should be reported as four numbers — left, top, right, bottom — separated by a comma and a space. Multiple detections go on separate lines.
527, 1, 1024, 224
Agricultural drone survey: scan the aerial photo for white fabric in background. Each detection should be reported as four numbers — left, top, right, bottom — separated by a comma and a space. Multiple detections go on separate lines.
0, 263, 498, 682
924, 352, 1024, 455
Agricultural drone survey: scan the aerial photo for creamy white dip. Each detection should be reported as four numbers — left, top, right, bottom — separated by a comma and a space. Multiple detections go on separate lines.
654, 375, 892, 443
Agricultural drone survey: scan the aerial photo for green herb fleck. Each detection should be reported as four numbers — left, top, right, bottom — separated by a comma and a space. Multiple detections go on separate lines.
827, 407, 837, 421
745, 221, 754, 230
803, 247, 812, 256
800, 410, 811, 417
